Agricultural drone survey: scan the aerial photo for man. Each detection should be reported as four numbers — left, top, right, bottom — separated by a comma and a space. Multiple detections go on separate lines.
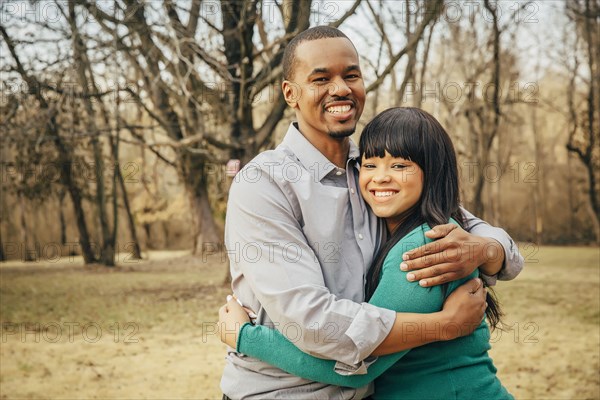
219, 26, 522, 399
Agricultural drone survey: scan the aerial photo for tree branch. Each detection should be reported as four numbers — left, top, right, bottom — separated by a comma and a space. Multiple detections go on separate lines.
365, 0, 443, 93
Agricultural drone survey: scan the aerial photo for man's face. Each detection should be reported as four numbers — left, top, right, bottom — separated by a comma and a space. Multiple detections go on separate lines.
283, 38, 366, 140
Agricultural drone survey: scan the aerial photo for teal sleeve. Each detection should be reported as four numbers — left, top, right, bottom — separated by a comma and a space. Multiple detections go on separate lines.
237, 222, 474, 388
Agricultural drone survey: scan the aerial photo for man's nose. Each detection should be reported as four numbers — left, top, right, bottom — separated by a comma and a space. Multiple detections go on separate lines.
328, 77, 351, 97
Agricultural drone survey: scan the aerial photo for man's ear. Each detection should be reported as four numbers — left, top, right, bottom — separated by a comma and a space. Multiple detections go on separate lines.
282, 80, 301, 108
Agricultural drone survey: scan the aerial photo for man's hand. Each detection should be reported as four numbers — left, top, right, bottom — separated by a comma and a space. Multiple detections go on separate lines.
400, 224, 505, 287
440, 278, 487, 340
218, 296, 253, 348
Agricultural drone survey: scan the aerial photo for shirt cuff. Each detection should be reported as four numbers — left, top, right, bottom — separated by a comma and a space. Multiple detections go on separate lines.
476, 229, 524, 285
480, 272, 498, 286
337, 304, 396, 371
334, 355, 378, 376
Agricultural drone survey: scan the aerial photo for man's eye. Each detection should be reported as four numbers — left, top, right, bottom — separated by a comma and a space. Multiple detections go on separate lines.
313, 77, 328, 83
346, 74, 360, 80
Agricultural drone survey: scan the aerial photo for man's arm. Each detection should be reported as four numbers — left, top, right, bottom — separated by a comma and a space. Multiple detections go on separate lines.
461, 207, 524, 281
398, 207, 524, 287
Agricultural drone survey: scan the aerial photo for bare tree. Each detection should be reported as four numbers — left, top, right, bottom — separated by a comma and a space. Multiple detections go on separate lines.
66, 1, 116, 265
77, 0, 316, 254
566, 0, 600, 240
1, 25, 98, 264
431, 2, 528, 221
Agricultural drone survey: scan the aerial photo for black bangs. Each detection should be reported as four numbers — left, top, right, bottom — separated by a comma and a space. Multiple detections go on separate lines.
359, 107, 425, 164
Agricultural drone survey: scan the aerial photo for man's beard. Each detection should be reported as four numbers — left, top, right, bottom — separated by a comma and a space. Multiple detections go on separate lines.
328, 127, 356, 138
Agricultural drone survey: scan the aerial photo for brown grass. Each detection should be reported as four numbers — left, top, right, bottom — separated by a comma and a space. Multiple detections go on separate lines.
1, 246, 598, 399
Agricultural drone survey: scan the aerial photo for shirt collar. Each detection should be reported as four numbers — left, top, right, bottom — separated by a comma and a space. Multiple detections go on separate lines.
348, 140, 360, 162
281, 123, 359, 182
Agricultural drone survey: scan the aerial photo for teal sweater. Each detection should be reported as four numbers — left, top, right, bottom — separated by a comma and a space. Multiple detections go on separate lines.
236, 223, 513, 399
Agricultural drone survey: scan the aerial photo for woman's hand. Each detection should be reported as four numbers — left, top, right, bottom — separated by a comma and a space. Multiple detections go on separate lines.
218, 295, 255, 348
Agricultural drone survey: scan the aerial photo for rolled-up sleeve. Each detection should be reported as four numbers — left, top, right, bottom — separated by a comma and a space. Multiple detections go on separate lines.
226, 165, 395, 366
461, 207, 524, 285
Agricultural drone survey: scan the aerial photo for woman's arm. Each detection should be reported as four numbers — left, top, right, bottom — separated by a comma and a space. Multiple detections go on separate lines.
236, 322, 395, 388
234, 224, 474, 387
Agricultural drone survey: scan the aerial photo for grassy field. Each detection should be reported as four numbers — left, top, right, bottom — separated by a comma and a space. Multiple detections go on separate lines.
0, 246, 598, 399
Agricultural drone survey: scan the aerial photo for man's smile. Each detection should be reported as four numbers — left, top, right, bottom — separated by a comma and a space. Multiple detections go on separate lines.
324, 100, 355, 121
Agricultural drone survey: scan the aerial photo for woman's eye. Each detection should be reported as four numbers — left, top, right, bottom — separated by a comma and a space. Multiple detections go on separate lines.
392, 164, 407, 170
361, 163, 375, 169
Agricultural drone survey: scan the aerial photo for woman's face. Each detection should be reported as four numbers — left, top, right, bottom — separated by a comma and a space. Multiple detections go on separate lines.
359, 151, 424, 232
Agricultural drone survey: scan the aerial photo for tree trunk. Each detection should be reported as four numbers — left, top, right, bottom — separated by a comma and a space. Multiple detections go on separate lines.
184, 157, 222, 256
582, 0, 600, 237
117, 167, 142, 260
19, 193, 33, 262
396, 0, 417, 106
58, 188, 67, 245
189, 188, 222, 255
68, 2, 114, 266
585, 162, 600, 241
143, 224, 153, 250
110, 151, 119, 263
59, 150, 97, 264
472, 168, 486, 218
530, 81, 545, 244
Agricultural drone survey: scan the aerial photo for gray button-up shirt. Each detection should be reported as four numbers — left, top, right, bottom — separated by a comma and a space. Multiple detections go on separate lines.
220, 123, 523, 399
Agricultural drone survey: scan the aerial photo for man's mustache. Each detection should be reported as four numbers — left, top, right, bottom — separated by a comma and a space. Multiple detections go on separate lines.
323, 97, 355, 106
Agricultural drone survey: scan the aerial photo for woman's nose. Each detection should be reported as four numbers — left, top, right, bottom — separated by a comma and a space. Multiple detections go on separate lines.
372, 173, 391, 183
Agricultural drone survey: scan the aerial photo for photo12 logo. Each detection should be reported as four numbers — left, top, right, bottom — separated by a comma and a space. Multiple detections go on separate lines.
1, 322, 140, 344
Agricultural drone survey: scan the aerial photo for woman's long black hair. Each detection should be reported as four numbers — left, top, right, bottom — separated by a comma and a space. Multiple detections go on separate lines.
360, 107, 502, 330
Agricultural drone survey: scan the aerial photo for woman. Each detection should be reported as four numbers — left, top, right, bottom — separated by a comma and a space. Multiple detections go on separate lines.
219, 107, 513, 399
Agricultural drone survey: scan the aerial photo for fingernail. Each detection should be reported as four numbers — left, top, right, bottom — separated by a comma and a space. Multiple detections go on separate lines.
407, 273, 415, 281
249, 312, 258, 319
419, 280, 427, 286
227, 295, 232, 302
236, 298, 244, 307
402, 254, 409, 261
400, 263, 408, 271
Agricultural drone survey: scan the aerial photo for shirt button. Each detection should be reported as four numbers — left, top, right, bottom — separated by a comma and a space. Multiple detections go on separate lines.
335, 170, 343, 176
350, 188, 355, 194
358, 234, 364, 240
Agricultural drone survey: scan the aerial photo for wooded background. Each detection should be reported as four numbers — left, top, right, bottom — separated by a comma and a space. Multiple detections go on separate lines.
1, 0, 598, 266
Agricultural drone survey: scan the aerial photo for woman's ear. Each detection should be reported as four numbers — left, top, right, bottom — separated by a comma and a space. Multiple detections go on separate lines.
282, 80, 301, 108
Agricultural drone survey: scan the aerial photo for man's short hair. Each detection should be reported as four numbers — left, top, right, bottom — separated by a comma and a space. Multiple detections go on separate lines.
282, 26, 354, 81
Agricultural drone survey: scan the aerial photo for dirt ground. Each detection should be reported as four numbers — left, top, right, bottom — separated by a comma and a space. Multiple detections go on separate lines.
1, 246, 598, 399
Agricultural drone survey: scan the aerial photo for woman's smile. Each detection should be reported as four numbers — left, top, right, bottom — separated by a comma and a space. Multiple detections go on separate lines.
369, 189, 400, 201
